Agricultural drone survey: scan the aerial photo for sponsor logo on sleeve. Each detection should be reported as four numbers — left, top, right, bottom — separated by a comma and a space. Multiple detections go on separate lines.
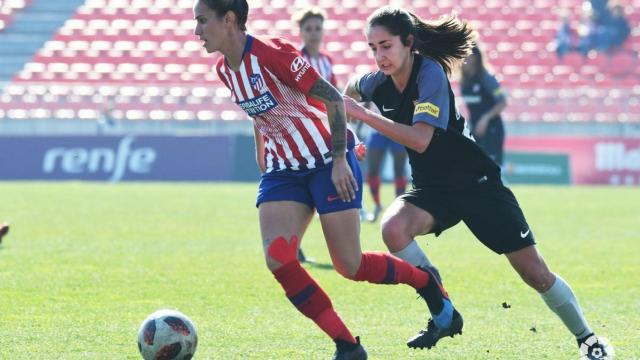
290, 56, 311, 82
414, 102, 440, 118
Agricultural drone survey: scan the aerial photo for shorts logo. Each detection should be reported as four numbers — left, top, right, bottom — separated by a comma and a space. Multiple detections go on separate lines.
414, 102, 440, 117
520, 229, 530, 238
327, 195, 341, 202
249, 74, 265, 93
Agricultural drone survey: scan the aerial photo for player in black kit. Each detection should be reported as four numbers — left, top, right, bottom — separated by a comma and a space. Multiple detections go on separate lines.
460, 45, 507, 166
343, 6, 611, 358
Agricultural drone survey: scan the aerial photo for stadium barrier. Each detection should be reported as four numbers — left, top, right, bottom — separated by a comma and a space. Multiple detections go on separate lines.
1, 135, 639, 185
0, 135, 258, 181
506, 136, 640, 185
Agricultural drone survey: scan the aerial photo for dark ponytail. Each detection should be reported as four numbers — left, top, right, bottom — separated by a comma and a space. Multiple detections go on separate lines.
202, 0, 249, 31
367, 7, 476, 75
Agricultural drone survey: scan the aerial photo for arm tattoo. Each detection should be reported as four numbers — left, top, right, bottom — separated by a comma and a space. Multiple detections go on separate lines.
309, 78, 342, 102
309, 78, 347, 157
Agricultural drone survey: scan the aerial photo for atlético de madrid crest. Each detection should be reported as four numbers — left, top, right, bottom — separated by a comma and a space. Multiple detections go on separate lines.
250, 74, 265, 93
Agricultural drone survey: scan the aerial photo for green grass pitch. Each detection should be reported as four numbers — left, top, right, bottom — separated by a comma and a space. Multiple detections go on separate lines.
0, 182, 638, 359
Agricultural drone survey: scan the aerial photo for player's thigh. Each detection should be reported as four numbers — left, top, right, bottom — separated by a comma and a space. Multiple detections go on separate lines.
395, 188, 460, 234
259, 201, 314, 269
319, 208, 362, 277
459, 183, 535, 254
380, 197, 437, 251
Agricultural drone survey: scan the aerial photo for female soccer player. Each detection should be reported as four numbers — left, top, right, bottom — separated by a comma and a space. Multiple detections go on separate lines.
193, 1, 451, 358
294, 7, 337, 87
343, 7, 611, 357
460, 45, 507, 166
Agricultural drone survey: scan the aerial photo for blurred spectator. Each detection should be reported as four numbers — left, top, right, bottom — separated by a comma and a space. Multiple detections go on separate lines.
97, 99, 116, 134
589, 0, 611, 24
576, 2, 630, 56
0, 222, 9, 244
556, 16, 576, 58
607, 5, 630, 49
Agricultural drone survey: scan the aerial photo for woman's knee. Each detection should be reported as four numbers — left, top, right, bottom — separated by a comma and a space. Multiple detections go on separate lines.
381, 217, 410, 250
264, 255, 282, 272
331, 254, 362, 279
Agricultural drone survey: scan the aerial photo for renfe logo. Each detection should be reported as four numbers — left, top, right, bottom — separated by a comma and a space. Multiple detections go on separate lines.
42, 136, 157, 181
595, 142, 640, 171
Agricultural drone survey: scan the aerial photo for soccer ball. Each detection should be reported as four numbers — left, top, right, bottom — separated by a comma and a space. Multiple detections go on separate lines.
137, 309, 198, 360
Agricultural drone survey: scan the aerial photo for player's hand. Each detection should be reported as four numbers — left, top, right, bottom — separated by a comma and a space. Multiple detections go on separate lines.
343, 96, 369, 122
331, 156, 358, 202
474, 115, 490, 137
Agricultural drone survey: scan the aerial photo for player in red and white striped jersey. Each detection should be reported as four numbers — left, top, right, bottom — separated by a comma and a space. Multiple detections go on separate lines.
293, 7, 338, 88
194, 1, 449, 358
215, 34, 353, 172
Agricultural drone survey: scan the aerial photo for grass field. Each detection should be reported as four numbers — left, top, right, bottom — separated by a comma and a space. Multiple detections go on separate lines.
0, 182, 638, 359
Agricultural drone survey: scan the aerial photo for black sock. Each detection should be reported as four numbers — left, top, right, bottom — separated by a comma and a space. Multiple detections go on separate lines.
417, 277, 446, 315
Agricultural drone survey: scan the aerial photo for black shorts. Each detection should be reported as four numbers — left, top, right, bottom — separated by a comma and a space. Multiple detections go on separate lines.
400, 178, 535, 254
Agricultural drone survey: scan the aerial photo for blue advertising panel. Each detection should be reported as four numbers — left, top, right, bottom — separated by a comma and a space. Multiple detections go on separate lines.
0, 136, 232, 181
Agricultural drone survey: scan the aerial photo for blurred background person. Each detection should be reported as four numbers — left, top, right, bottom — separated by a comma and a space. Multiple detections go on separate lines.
0, 222, 9, 244
555, 15, 577, 59
607, 4, 631, 51
460, 46, 507, 167
293, 7, 337, 87
364, 114, 407, 223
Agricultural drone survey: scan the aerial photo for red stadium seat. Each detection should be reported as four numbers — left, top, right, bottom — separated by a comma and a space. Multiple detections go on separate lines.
2, 0, 638, 123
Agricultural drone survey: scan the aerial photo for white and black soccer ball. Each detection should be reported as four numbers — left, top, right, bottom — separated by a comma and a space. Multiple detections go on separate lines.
137, 309, 198, 360
579, 334, 614, 360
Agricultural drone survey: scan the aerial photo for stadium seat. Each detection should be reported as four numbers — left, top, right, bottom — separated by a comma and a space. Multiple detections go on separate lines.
1, 0, 638, 122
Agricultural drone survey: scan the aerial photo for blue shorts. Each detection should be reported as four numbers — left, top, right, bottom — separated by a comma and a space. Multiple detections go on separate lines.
367, 131, 405, 153
256, 150, 363, 214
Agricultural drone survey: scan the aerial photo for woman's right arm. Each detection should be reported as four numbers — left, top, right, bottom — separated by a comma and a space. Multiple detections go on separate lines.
253, 125, 266, 173
343, 77, 363, 101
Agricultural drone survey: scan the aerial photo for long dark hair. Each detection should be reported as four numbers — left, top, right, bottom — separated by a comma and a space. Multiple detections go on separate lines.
367, 7, 475, 75
202, 0, 249, 31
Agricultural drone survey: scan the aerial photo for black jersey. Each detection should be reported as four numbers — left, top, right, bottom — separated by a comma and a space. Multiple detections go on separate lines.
460, 71, 506, 129
355, 55, 500, 188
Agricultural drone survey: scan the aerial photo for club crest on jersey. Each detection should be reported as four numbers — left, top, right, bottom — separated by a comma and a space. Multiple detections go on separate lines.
238, 92, 278, 116
249, 74, 265, 93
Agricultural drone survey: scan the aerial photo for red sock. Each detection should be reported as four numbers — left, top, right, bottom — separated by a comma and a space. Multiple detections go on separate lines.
367, 175, 381, 205
272, 258, 356, 343
353, 251, 429, 289
394, 176, 407, 196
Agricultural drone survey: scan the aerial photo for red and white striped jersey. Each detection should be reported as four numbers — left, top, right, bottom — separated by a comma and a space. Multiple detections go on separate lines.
301, 47, 337, 87
216, 35, 354, 172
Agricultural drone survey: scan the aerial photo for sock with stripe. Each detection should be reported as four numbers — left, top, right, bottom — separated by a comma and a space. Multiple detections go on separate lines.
269, 236, 356, 343
352, 251, 429, 289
